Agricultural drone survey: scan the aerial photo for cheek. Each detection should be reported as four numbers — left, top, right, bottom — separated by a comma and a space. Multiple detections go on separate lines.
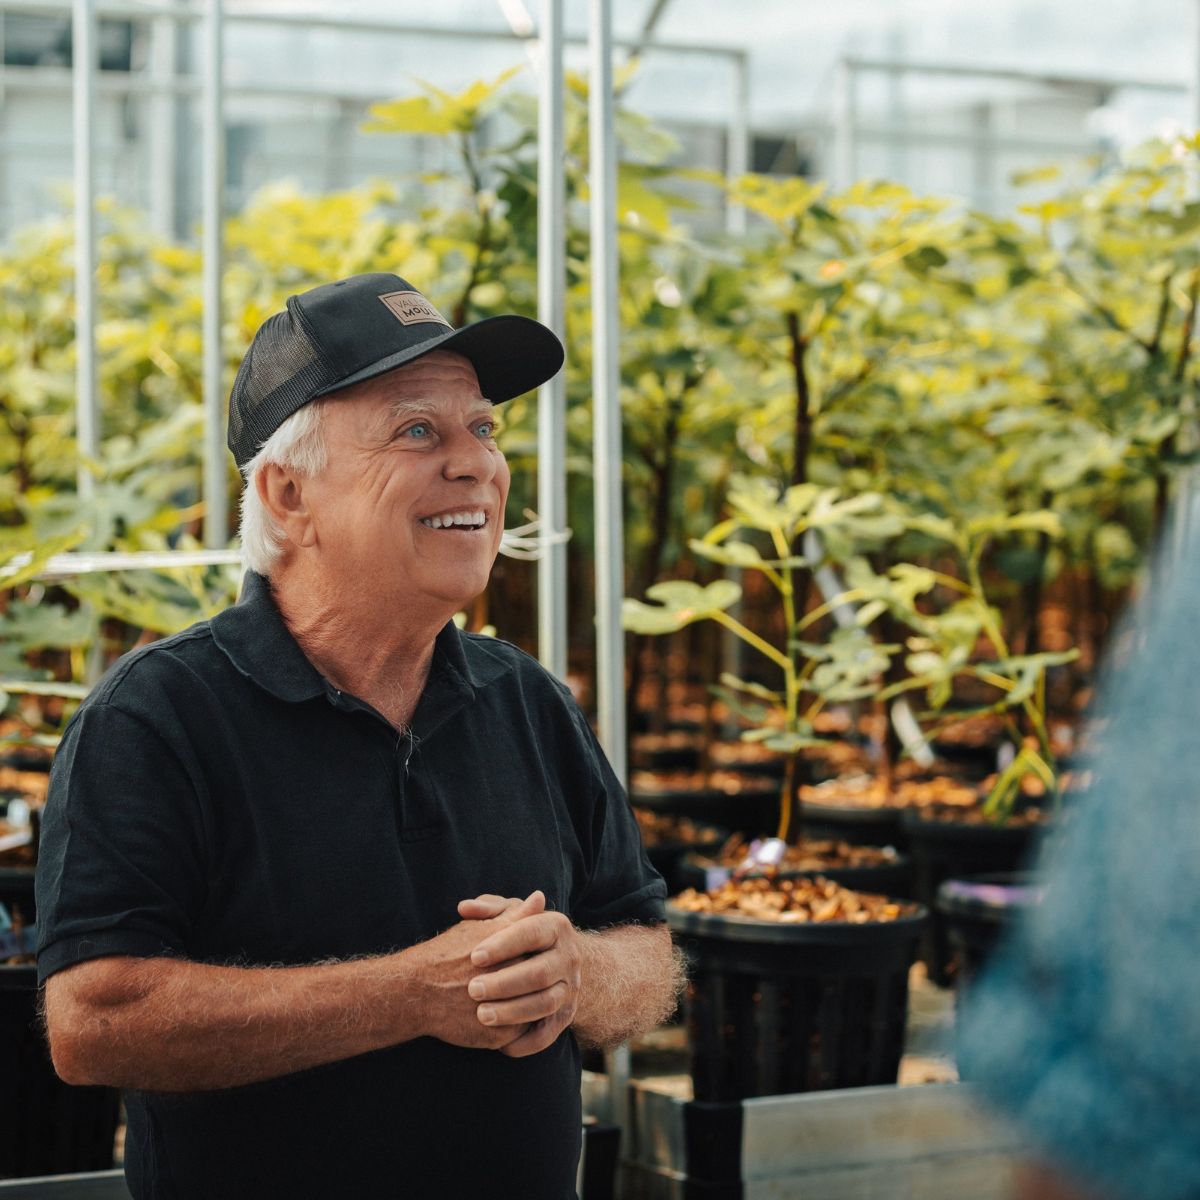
493, 453, 512, 503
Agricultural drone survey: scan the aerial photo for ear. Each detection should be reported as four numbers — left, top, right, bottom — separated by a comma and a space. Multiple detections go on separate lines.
256, 462, 318, 550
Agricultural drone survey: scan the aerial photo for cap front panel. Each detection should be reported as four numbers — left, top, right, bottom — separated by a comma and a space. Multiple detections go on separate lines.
295, 273, 446, 377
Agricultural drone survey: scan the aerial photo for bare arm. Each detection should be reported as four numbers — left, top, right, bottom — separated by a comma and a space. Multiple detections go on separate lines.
460, 899, 686, 1057
573, 924, 686, 1050
45, 894, 546, 1092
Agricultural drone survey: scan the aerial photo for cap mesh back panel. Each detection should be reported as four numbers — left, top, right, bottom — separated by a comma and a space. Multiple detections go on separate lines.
227, 308, 338, 468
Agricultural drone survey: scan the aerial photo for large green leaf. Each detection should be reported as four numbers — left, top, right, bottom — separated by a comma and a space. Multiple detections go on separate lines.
0, 529, 89, 589
622, 580, 742, 635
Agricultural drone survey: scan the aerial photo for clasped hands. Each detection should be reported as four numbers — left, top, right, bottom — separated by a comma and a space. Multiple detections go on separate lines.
411, 890, 582, 1058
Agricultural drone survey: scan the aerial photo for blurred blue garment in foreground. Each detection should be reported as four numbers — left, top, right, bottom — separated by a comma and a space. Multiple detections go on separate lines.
959, 516, 1200, 1200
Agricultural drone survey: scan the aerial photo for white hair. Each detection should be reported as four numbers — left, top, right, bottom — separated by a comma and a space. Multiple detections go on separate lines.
238, 401, 329, 576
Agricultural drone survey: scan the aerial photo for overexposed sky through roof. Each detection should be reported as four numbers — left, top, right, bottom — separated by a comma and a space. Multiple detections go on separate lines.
227, 0, 1197, 141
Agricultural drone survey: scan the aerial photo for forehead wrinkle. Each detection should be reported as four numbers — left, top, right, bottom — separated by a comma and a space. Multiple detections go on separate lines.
383, 395, 494, 423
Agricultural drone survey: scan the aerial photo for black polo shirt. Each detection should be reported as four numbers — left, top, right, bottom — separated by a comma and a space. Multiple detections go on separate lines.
36, 571, 666, 1200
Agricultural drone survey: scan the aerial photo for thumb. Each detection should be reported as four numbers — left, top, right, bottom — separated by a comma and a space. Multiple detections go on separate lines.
457, 893, 519, 920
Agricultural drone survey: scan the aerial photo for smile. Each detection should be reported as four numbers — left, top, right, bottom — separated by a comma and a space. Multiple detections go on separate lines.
419, 510, 488, 530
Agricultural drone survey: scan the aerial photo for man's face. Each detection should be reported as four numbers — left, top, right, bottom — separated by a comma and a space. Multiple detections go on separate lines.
301, 350, 510, 614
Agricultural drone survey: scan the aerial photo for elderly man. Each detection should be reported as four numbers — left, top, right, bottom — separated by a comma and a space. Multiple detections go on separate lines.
36, 273, 682, 1199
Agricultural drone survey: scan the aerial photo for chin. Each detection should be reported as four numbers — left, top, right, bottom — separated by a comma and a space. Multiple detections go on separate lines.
421, 568, 493, 611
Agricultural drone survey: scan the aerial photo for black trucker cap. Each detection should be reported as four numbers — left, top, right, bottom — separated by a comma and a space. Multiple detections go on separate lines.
227, 272, 565, 470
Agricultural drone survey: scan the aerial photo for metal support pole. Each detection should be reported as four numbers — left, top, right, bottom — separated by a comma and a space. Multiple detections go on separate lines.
148, 1, 178, 238
833, 57, 856, 191
885, 30, 905, 185
537, 0, 568, 681
202, 0, 227, 548
72, 0, 98, 498
589, 0, 626, 784
1194, 0, 1200, 129
725, 50, 748, 236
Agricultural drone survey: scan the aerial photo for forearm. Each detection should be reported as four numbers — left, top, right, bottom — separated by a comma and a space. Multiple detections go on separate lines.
46, 951, 426, 1092
571, 924, 686, 1050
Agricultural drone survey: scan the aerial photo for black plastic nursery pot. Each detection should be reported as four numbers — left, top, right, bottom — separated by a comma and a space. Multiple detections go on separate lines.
630, 734, 704, 772
666, 903, 928, 1102
0, 866, 36, 926
936, 872, 1043, 986
644, 830, 730, 896
901, 811, 1041, 986
0, 965, 121, 1179
926, 741, 997, 782
675, 851, 914, 899
705, 743, 787, 780
0, 747, 53, 773
631, 779, 779, 840
796, 800, 906, 851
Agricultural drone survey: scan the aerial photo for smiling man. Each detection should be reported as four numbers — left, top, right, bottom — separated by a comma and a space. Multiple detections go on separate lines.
35, 274, 682, 1200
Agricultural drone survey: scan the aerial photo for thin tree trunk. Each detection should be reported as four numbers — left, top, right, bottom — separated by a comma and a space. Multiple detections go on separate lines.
1156, 268, 1200, 531
787, 311, 811, 488
1021, 492, 1054, 657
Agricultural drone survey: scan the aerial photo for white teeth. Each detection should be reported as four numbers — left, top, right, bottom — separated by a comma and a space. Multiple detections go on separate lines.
421, 511, 487, 529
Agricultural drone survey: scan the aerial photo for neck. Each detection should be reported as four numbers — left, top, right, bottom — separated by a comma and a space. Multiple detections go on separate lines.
269, 558, 453, 731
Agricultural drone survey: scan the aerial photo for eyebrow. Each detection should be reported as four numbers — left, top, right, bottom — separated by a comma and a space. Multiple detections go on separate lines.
384, 397, 494, 423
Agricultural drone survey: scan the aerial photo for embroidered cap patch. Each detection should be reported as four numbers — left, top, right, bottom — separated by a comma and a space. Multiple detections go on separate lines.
378, 290, 451, 328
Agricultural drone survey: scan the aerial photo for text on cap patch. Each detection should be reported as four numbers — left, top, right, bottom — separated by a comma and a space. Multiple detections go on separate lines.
378, 290, 451, 328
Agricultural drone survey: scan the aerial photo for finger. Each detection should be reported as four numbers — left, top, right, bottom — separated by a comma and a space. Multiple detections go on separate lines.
471, 910, 560, 967
500, 1011, 572, 1058
477, 981, 572, 1029
495, 890, 546, 923
457, 894, 521, 919
468, 951, 568, 1002
486, 1021, 536, 1049
463, 889, 546, 928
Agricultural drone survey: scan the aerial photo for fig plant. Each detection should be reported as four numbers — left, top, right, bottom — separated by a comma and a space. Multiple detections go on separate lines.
623, 476, 905, 841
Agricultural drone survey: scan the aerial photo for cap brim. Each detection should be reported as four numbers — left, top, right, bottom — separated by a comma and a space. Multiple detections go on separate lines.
313, 314, 564, 404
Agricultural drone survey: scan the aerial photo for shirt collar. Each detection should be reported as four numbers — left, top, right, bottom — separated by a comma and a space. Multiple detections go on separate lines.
209, 571, 512, 729
210, 571, 326, 704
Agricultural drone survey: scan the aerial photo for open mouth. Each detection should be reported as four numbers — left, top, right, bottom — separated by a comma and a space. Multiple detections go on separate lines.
419, 510, 489, 531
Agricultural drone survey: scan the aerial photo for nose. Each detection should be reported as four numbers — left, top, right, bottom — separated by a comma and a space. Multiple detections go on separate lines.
442, 422, 497, 485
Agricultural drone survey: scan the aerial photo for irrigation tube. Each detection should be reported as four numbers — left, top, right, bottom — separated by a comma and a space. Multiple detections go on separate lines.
202, 0, 227, 548
537, 0, 568, 681
72, 0, 98, 498
589, 0, 626, 786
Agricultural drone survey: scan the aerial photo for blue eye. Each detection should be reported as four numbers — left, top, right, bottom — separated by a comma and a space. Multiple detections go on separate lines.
476, 421, 495, 437
407, 423, 430, 438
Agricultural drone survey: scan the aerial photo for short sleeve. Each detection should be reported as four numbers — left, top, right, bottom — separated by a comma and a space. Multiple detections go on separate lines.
36, 702, 208, 983
566, 706, 667, 931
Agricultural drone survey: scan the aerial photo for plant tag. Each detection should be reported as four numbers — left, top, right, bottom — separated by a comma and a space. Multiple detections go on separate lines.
705, 867, 731, 891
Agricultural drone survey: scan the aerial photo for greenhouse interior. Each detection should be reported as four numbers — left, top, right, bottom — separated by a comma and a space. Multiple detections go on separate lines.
2, 0, 1200, 1197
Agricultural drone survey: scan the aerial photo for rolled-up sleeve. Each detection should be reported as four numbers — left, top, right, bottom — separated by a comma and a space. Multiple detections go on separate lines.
36, 702, 207, 983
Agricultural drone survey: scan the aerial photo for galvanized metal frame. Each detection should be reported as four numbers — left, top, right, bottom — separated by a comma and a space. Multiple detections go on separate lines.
588, 0, 624, 785
832, 56, 1190, 192
536, 0, 568, 681
200, 0, 225, 547
71, 0, 97, 497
